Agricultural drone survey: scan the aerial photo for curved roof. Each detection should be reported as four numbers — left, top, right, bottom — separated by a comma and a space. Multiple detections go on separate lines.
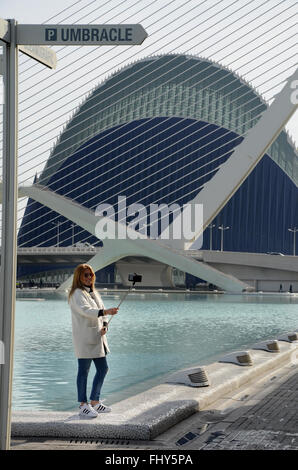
39, 54, 298, 187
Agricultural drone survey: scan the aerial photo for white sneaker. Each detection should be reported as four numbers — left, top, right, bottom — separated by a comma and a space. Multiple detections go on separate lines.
79, 403, 98, 418
92, 401, 111, 413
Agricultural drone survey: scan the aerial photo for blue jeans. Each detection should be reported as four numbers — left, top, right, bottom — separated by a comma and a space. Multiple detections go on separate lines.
77, 357, 108, 403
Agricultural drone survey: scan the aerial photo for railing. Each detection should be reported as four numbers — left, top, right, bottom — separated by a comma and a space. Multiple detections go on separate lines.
16, 281, 61, 289
13, 246, 101, 254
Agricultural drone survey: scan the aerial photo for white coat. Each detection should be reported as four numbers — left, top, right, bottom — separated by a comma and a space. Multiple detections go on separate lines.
69, 287, 110, 359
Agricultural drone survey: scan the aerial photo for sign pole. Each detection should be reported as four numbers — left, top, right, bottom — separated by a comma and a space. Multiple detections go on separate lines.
0, 16, 145, 451
0, 19, 18, 451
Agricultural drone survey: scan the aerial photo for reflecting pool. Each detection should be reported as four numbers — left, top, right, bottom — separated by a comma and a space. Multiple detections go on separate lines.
13, 291, 298, 410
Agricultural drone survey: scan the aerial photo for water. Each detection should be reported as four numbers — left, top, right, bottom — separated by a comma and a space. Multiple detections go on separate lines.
13, 291, 298, 411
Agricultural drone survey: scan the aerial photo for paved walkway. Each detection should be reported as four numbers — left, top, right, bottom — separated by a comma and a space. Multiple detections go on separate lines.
10, 362, 298, 451
195, 367, 298, 450
154, 362, 298, 451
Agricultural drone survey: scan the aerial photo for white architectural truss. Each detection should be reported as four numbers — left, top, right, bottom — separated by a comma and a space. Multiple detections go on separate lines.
0, 68, 296, 292
162, 67, 298, 250
16, 184, 250, 292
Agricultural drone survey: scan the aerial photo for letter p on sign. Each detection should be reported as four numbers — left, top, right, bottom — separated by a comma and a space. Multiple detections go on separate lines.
45, 28, 57, 41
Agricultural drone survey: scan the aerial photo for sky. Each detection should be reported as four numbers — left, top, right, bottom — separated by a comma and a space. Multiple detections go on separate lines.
0, 0, 297, 235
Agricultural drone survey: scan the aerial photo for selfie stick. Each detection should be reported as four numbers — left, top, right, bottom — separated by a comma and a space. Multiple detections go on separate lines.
107, 281, 137, 326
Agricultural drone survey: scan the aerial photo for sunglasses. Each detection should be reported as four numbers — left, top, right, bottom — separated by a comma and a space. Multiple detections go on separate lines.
83, 272, 93, 278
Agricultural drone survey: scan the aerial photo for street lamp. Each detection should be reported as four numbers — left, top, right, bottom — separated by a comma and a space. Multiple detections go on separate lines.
288, 227, 298, 256
218, 225, 230, 252
71, 223, 76, 246
52, 220, 62, 247
208, 224, 216, 250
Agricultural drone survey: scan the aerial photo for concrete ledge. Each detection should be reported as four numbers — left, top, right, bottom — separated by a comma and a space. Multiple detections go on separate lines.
12, 341, 298, 440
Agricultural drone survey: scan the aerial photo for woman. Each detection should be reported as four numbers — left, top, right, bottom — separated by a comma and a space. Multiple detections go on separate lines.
68, 263, 118, 418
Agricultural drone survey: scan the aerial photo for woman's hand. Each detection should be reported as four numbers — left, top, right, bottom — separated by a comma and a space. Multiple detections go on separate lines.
105, 307, 119, 316
100, 326, 107, 336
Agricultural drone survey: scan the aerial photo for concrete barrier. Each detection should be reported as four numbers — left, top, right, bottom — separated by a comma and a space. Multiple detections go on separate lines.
11, 341, 298, 440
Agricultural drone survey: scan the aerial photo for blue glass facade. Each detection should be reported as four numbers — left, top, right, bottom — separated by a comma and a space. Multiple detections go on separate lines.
18, 116, 297, 253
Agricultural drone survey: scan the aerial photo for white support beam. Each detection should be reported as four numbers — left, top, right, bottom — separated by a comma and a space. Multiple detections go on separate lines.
161, 68, 298, 250
16, 184, 249, 292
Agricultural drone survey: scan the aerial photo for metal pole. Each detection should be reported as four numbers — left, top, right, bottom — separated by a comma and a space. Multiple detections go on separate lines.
219, 225, 230, 252
208, 224, 215, 250
0, 19, 18, 451
288, 228, 298, 256
52, 220, 60, 246
108, 285, 134, 326
71, 224, 75, 246
293, 229, 297, 256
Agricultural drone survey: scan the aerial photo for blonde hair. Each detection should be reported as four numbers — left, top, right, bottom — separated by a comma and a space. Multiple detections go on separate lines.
68, 264, 96, 301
